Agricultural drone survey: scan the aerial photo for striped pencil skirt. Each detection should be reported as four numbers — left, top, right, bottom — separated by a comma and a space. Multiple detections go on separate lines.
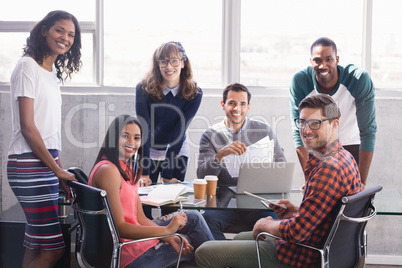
7, 150, 65, 250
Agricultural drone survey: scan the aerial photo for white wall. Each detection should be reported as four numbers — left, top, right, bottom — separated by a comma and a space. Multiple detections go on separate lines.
1, 86, 401, 259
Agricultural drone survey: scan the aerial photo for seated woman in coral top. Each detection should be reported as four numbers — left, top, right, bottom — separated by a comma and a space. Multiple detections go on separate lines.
88, 114, 214, 268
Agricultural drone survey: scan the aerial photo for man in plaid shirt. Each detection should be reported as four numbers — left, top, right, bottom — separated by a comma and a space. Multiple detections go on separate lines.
196, 94, 361, 268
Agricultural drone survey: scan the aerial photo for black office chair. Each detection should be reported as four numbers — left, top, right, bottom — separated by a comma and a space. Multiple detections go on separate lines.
255, 184, 383, 268
67, 167, 89, 184
67, 180, 184, 268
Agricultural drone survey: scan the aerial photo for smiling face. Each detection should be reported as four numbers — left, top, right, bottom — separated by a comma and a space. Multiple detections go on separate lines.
299, 107, 338, 152
221, 90, 250, 133
159, 53, 184, 88
43, 18, 75, 57
310, 45, 339, 93
118, 123, 141, 161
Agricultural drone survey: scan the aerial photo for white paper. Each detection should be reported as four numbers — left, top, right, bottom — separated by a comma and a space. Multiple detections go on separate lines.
140, 184, 190, 207
224, 137, 274, 178
147, 184, 188, 199
138, 185, 157, 195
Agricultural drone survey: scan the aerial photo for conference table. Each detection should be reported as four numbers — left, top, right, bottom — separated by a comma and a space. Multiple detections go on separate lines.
2, 184, 399, 267
162, 184, 402, 216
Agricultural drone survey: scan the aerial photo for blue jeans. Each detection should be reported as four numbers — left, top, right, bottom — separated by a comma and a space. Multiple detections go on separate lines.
128, 210, 214, 267
203, 210, 278, 240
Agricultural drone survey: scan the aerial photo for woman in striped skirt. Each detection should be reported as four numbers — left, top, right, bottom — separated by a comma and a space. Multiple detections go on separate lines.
7, 10, 82, 267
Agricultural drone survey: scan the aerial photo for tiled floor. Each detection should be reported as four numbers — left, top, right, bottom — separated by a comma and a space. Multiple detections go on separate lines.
69, 255, 401, 268
70, 255, 78, 268
366, 264, 402, 268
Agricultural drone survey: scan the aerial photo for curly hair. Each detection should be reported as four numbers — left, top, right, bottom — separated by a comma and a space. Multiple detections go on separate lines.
23, 10, 82, 82
141, 42, 199, 101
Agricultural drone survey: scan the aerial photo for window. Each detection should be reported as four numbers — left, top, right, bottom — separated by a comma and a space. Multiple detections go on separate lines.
0, 0, 96, 85
0, 33, 27, 82
372, 0, 402, 89
0, 1, 95, 21
103, 0, 222, 87
240, 0, 363, 88
1, 0, 401, 90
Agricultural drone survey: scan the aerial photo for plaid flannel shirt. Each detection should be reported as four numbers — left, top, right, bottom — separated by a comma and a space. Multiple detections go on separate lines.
276, 139, 361, 267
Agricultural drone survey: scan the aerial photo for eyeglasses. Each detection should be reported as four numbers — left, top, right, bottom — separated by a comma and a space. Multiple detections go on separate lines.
294, 117, 335, 130
157, 58, 182, 68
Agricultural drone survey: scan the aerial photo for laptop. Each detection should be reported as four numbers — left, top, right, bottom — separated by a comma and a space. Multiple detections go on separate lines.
229, 162, 296, 194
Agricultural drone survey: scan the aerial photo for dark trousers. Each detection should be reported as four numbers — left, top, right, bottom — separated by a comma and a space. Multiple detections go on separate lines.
149, 156, 188, 183
143, 156, 189, 219
203, 210, 278, 240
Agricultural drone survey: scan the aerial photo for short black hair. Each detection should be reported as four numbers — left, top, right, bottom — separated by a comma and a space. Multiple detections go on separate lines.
223, 83, 251, 104
310, 37, 337, 56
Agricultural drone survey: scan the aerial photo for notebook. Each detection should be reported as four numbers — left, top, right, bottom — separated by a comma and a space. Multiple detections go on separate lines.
229, 162, 296, 194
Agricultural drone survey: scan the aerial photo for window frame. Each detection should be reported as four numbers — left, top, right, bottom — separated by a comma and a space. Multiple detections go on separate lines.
0, 12, 98, 85
1, 0, 400, 92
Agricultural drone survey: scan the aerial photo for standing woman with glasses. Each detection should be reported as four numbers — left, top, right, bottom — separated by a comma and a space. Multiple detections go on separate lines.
7, 10, 81, 267
135, 42, 202, 186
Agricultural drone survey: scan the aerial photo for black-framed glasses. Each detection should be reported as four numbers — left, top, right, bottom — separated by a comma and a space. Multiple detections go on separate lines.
157, 58, 182, 68
294, 117, 335, 130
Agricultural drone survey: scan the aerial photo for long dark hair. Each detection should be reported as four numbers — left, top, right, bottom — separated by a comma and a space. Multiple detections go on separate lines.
94, 115, 144, 184
23, 10, 82, 82
141, 42, 199, 101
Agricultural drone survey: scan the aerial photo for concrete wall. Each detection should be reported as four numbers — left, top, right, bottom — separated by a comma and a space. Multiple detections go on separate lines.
1, 86, 401, 260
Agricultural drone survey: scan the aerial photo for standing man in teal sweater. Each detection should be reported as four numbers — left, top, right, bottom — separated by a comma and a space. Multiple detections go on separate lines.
289, 37, 376, 188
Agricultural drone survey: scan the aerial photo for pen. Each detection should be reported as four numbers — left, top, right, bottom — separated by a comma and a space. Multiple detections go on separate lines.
178, 201, 184, 213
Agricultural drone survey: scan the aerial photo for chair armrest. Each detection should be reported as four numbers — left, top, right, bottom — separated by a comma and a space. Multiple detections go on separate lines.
118, 233, 184, 268
341, 203, 377, 223
256, 231, 281, 241
121, 233, 184, 268
121, 233, 185, 247
256, 232, 321, 252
